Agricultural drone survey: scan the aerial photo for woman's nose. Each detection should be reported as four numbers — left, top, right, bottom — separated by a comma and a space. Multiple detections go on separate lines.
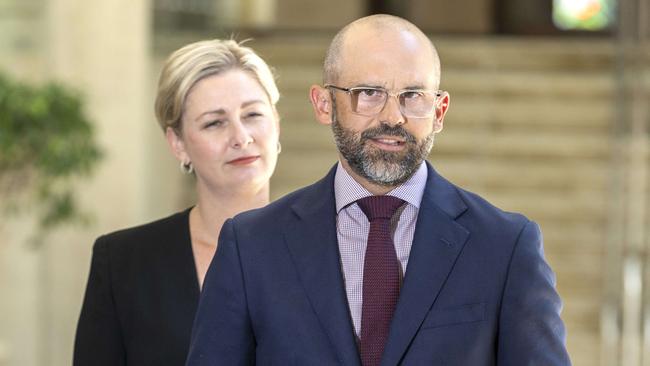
230, 119, 254, 148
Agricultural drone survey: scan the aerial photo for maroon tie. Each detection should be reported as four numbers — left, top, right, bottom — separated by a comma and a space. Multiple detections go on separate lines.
356, 195, 405, 366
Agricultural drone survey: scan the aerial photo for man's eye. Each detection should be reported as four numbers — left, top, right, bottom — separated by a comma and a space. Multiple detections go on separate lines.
358, 89, 383, 98
402, 91, 424, 99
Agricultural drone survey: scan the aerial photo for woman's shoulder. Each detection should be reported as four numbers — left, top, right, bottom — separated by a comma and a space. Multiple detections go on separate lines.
94, 208, 192, 254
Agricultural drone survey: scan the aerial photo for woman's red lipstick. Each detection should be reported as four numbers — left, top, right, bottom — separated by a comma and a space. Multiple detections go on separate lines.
228, 155, 260, 165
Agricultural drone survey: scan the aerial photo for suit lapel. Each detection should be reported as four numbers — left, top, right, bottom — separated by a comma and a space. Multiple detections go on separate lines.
382, 164, 470, 366
283, 166, 362, 366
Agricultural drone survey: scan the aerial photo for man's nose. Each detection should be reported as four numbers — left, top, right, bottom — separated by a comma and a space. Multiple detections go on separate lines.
378, 94, 405, 126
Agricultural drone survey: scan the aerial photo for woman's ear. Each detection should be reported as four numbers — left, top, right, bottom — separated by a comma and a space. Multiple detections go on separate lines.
165, 126, 189, 163
309, 85, 334, 126
433, 92, 450, 133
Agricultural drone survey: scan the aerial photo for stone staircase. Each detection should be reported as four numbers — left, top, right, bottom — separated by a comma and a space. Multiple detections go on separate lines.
155, 32, 615, 366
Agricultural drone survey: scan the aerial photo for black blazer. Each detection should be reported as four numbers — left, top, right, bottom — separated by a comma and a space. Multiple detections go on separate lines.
74, 208, 200, 366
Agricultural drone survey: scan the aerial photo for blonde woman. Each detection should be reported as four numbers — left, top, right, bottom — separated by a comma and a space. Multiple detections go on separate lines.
74, 39, 281, 365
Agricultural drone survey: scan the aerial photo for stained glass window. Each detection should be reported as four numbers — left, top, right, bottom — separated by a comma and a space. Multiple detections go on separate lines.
553, 0, 616, 31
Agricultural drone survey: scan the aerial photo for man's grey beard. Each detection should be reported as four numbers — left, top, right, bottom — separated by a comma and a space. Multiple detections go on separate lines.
331, 109, 435, 187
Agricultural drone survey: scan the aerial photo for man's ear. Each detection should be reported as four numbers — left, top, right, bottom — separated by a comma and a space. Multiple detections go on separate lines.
309, 85, 334, 126
165, 127, 189, 163
433, 92, 450, 133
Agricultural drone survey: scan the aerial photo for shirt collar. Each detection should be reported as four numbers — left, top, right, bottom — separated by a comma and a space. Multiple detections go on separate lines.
334, 161, 428, 213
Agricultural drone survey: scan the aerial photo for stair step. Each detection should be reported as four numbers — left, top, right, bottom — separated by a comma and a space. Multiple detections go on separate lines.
249, 35, 614, 73
271, 64, 614, 97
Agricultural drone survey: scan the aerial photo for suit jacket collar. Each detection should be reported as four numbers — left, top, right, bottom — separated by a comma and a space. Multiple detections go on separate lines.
285, 162, 469, 366
381, 162, 469, 365
285, 166, 362, 366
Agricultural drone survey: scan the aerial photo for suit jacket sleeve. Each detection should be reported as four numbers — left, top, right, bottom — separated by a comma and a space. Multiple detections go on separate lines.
497, 220, 572, 365
73, 237, 126, 366
186, 218, 255, 366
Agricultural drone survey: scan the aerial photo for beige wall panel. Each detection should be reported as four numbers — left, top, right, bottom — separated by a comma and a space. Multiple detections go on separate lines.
275, 0, 364, 29
409, 0, 494, 33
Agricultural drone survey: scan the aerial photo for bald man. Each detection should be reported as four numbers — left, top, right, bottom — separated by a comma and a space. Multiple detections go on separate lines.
187, 15, 571, 366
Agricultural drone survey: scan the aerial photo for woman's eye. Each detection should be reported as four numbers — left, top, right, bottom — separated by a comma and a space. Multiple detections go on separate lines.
244, 111, 264, 119
204, 120, 224, 128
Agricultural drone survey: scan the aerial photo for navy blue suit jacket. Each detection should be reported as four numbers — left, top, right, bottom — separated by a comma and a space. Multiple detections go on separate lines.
187, 163, 571, 365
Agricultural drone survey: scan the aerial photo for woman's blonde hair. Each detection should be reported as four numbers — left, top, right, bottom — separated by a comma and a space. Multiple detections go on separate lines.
154, 39, 279, 134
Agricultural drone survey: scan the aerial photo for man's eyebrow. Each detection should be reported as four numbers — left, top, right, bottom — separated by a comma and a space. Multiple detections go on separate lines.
351, 84, 428, 90
352, 83, 385, 89
402, 85, 427, 90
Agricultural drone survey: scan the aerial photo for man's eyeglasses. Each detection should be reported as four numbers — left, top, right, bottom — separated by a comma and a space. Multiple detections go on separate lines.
325, 85, 443, 119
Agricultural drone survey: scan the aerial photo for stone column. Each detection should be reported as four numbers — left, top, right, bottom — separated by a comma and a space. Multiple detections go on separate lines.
43, 0, 154, 364
605, 0, 650, 365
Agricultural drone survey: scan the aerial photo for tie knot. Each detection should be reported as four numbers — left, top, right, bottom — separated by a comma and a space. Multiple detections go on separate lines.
356, 195, 405, 221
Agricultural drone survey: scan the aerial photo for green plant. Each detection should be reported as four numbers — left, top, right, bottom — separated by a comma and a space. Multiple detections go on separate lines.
0, 72, 102, 238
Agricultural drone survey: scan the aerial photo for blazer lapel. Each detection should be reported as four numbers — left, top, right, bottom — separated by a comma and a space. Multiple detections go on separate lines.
382, 164, 470, 366
283, 166, 362, 366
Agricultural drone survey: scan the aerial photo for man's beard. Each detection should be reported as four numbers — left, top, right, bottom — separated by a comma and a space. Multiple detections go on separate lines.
331, 112, 435, 187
